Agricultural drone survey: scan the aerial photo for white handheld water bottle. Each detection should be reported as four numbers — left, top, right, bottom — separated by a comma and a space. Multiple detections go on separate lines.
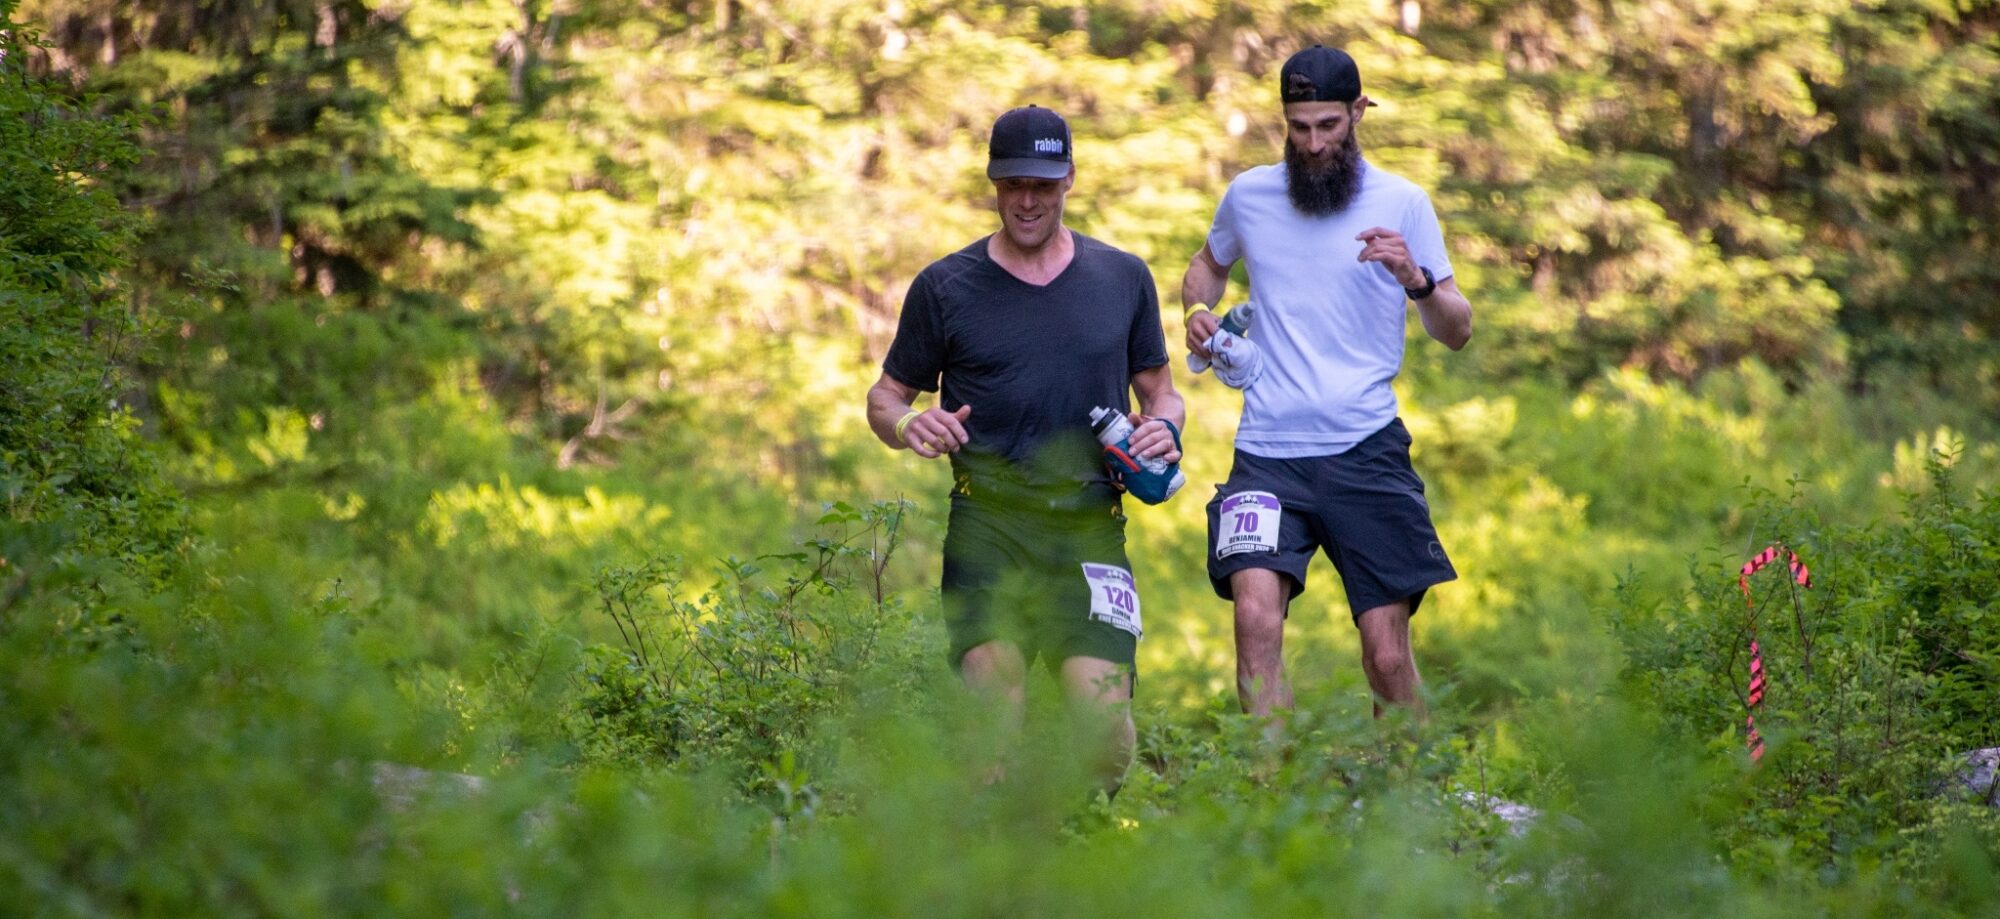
1188, 303, 1256, 372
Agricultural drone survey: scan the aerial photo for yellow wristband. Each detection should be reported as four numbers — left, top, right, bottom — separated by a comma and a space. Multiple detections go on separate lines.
1184, 303, 1212, 320
893, 409, 920, 444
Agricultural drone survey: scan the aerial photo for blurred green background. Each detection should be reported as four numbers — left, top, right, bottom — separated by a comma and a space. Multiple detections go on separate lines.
5, 0, 1999, 914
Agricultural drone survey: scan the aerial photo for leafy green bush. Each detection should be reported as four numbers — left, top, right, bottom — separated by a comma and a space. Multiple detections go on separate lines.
0, 2, 185, 588
11, 0, 2000, 911
1613, 455, 2000, 882
562, 500, 934, 796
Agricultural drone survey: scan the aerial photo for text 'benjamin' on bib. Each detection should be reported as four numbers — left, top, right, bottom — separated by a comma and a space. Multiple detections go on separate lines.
1217, 491, 1281, 557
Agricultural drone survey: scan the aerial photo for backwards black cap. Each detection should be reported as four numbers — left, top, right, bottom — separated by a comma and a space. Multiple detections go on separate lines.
1279, 45, 1379, 106
987, 105, 1073, 180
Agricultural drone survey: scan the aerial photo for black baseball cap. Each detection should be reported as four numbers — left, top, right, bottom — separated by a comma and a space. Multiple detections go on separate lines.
1280, 44, 1379, 106
987, 105, 1073, 180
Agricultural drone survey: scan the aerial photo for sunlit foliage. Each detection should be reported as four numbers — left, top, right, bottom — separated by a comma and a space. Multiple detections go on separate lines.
5, 0, 1998, 912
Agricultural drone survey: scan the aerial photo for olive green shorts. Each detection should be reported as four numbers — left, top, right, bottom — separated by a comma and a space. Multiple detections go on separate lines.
940, 496, 1141, 675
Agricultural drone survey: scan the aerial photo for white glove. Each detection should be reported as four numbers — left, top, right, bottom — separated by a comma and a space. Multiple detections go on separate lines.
1185, 329, 1262, 389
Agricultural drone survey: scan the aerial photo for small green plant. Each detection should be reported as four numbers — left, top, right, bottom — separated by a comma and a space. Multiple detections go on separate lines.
1613, 454, 2000, 884
564, 499, 928, 802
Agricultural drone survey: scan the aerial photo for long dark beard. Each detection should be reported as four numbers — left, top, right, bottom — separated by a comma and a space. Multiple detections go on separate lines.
1284, 133, 1364, 216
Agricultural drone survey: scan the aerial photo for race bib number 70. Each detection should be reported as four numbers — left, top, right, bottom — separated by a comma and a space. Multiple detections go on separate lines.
1082, 563, 1143, 638
1217, 491, 1280, 558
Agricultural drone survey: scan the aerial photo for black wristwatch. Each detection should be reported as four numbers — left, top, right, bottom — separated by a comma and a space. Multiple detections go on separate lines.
1404, 266, 1437, 301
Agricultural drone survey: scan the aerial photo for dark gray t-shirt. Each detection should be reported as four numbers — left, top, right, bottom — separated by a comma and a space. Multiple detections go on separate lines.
883, 232, 1168, 495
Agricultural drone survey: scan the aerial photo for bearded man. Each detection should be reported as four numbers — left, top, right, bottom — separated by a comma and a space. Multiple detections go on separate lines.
1181, 45, 1473, 723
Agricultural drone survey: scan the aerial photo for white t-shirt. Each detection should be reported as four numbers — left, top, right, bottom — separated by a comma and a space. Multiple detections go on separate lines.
1206, 160, 1453, 458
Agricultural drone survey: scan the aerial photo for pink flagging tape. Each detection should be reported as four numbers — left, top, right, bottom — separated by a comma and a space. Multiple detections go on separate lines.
1746, 641, 1767, 761
1738, 544, 1811, 763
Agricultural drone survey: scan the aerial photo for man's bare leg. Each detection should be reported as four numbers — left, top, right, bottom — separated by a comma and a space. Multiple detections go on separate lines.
1230, 568, 1294, 718
1356, 600, 1425, 718
960, 640, 1027, 783
1059, 655, 1135, 795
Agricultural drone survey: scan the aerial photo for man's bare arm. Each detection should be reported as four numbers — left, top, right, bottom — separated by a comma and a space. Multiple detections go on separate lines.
1126, 363, 1186, 463
1415, 278, 1472, 351
1181, 243, 1233, 359
1354, 226, 1473, 351
866, 372, 969, 459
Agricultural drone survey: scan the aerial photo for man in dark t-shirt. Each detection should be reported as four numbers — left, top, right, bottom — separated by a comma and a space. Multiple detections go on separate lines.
865, 105, 1185, 794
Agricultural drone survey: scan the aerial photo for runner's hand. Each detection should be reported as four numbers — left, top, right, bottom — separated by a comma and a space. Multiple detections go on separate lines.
902, 404, 972, 459
1127, 413, 1182, 464
1185, 308, 1220, 359
1354, 227, 1425, 289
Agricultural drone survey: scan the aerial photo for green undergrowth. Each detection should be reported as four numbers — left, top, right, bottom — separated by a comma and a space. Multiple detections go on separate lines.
7, 476, 1999, 916
6, 0, 1999, 910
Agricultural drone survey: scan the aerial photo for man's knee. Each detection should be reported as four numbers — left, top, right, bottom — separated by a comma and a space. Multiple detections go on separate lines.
1231, 572, 1288, 675
1236, 602, 1284, 643
961, 641, 1027, 693
1366, 646, 1414, 683
1059, 656, 1131, 703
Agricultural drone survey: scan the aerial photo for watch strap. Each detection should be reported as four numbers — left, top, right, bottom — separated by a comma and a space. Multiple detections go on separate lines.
1405, 266, 1437, 300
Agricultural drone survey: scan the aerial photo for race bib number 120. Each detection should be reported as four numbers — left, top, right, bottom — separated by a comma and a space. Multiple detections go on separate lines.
1082, 563, 1143, 638
1217, 491, 1281, 557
